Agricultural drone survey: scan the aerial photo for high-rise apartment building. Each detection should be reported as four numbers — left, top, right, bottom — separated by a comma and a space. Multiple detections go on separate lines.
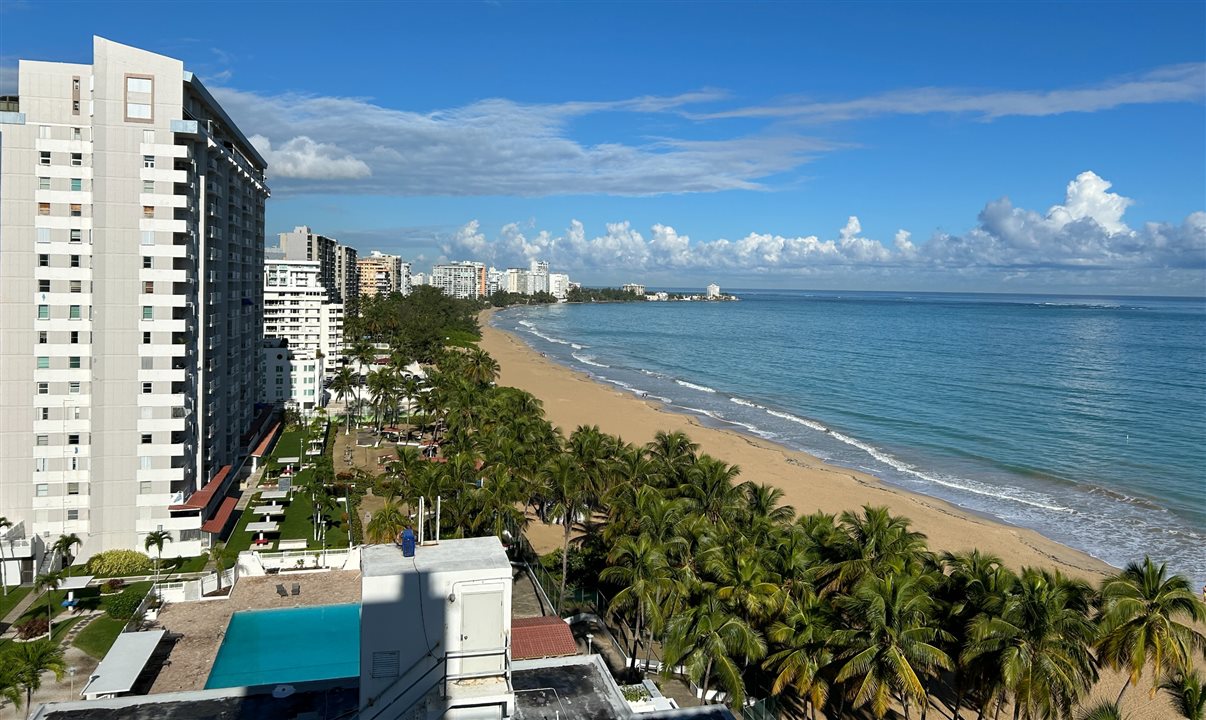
333, 242, 359, 307
549, 273, 570, 300
356, 250, 408, 297
260, 338, 323, 417
432, 261, 487, 300
529, 260, 550, 295
262, 255, 344, 378
277, 225, 336, 299
0, 38, 269, 562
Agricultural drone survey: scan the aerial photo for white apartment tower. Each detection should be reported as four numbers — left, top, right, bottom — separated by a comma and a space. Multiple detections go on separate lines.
0, 38, 269, 562
432, 261, 487, 300
262, 255, 344, 378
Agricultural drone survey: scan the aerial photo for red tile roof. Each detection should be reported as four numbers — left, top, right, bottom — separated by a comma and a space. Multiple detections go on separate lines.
251, 421, 283, 458
201, 496, 238, 534
512, 616, 578, 660
170, 465, 230, 512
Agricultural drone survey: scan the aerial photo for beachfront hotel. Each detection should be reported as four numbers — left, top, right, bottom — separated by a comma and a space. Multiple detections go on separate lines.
357, 250, 411, 297
432, 261, 488, 300
0, 37, 270, 569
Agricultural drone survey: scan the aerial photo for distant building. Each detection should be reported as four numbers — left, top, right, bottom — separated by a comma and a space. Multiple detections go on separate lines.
529, 260, 550, 295
357, 251, 409, 297
263, 256, 344, 377
707, 283, 721, 298
549, 273, 571, 300
333, 243, 359, 307
432, 261, 487, 299
486, 266, 502, 296
261, 339, 323, 417
622, 283, 645, 295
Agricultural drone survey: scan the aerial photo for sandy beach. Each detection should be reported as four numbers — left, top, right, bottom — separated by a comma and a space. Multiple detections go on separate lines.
479, 310, 1192, 719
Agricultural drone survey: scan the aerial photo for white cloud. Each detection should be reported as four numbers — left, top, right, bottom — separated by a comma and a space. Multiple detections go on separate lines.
438, 172, 1205, 292
693, 63, 1205, 122
249, 135, 370, 180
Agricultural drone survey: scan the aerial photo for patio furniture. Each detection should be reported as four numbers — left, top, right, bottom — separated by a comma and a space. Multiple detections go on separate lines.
276, 584, 288, 598
291, 583, 301, 597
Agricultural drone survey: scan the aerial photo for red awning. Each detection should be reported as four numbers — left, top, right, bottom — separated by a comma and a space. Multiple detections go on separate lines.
201, 497, 238, 534
252, 421, 282, 458
170, 465, 231, 511
512, 616, 578, 660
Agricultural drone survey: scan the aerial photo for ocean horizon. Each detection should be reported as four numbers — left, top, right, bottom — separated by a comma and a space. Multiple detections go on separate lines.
492, 289, 1206, 587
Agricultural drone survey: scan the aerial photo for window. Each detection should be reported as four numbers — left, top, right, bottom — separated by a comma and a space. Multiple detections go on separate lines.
39, 176, 50, 190
142, 382, 153, 394
143, 281, 154, 294
68, 434, 80, 445
67, 482, 80, 496
71, 127, 81, 140
143, 129, 155, 144
143, 155, 155, 169
142, 331, 151, 345
38, 279, 50, 292
70, 456, 79, 470
139, 456, 152, 470
143, 180, 155, 193
73, 100, 80, 113
69, 356, 81, 369
39, 151, 50, 166
142, 306, 153, 320
69, 305, 81, 319
38, 331, 48, 344
141, 357, 153, 370
70, 204, 82, 217
38, 407, 49, 420
39, 254, 49, 267
70, 280, 81, 293
35, 484, 48, 498
67, 509, 79, 521
70, 153, 82, 167
70, 330, 79, 344
140, 481, 153, 494
35, 458, 48, 472
70, 229, 81, 243
69, 381, 81, 394
142, 206, 154, 219
35, 434, 48, 446
37, 304, 49, 320
37, 382, 49, 394
141, 434, 152, 444
143, 256, 153, 269
39, 125, 51, 139
37, 357, 49, 369
71, 406, 81, 420
71, 178, 82, 191
70, 255, 80, 268
141, 231, 155, 246
38, 202, 50, 216
126, 76, 154, 120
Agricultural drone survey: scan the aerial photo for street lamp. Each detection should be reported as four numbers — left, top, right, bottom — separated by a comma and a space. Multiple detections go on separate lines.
586, 633, 594, 655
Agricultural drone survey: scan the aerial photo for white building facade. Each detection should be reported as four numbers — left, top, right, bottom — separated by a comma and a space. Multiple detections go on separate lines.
431, 261, 487, 299
262, 256, 344, 378
261, 339, 323, 417
0, 37, 269, 561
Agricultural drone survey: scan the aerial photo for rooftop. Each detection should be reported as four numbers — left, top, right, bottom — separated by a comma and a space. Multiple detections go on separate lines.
511, 656, 631, 720
362, 536, 509, 578
30, 680, 358, 720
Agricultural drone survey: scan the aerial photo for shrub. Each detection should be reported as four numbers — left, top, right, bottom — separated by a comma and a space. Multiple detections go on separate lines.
102, 590, 144, 621
15, 616, 50, 639
86, 549, 152, 577
100, 579, 126, 594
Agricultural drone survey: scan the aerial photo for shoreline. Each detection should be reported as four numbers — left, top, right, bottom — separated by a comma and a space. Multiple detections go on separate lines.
478, 308, 1118, 582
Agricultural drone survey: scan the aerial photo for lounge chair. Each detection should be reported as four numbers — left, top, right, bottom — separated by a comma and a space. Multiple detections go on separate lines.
291, 583, 300, 596
275, 584, 288, 598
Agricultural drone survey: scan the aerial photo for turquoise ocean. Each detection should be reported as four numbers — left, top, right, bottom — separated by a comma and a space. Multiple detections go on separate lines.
491, 291, 1206, 586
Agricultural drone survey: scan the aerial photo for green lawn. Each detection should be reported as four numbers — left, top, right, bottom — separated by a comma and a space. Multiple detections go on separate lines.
163, 555, 207, 575
269, 430, 305, 469
278, 474, 351, 551
74, 616, 127, 659
0, 585, 32, 619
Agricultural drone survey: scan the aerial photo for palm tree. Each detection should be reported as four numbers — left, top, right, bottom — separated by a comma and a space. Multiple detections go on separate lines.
53, 533, 81, 568
144, 529, 173, 599
766, 588, 834, 720
328, 366, 357, 434
1097, 556, 1206, 702
11, 638, 66, 710
366, 497, 408, 544
464, 347, 500, 386
209, 543, 238, 592
963, 568, 1098, 720
600, 534, 673, 669
1160, 670, 1206, 720
0, 516, 11, 597
663, 591, 767, 707
34, 571, 62, 639
820, 505, 929, 593
539, 452, 592, 613
0, 654, 21, 711
1077, 701, 1125, 720
831, 573, 952, 720
684, 455, 743, 527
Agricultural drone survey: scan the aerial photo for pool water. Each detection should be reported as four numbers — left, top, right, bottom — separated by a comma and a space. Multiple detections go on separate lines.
205, 603, 360, 688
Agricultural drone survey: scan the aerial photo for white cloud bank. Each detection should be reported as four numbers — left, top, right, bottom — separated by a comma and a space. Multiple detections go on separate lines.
440, 172, 1206, 293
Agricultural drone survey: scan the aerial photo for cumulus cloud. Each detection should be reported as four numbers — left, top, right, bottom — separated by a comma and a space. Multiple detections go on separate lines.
248, 135, 370, 180
694, 63, 1206, 122
438, 172, 1205, 292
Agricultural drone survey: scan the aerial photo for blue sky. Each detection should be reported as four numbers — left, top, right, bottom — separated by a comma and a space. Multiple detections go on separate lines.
2, 1, 1204, 293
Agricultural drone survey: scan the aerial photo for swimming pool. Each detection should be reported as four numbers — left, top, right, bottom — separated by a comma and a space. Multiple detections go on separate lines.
205, 603, 360, 689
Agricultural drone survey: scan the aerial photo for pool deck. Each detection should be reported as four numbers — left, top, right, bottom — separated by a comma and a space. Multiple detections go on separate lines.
150, 571, 362, 694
